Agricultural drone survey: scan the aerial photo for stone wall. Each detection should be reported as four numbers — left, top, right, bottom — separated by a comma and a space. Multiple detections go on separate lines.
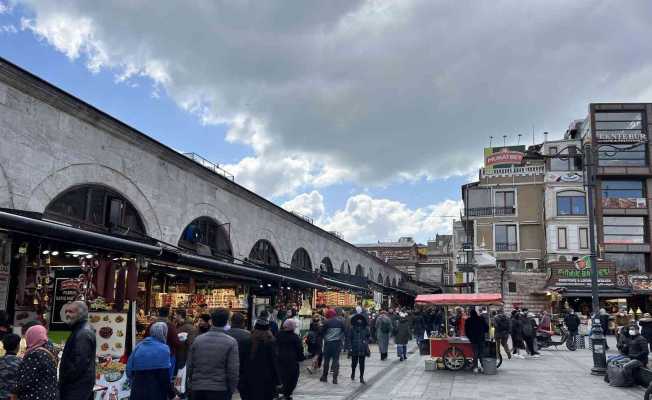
0, 60, 402, 283
476, 265, 550, 311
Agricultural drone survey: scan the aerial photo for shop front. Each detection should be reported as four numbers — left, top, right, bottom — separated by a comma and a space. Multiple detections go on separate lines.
546, 260, 632, 317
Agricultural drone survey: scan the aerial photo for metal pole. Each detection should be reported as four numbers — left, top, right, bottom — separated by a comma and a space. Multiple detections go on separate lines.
584, 143, 607, 375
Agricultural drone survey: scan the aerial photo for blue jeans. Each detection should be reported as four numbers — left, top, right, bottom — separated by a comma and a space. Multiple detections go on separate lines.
396, 344, 407, 359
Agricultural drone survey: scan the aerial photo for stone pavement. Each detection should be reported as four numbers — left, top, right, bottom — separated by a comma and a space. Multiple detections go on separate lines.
290, 337, 647, 400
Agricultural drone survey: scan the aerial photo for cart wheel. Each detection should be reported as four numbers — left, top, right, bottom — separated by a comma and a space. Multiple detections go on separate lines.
496, 352, 503, 369
442, 347, 466, 371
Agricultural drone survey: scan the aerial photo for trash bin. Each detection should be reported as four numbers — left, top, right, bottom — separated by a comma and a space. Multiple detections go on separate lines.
481, 357, 497, 375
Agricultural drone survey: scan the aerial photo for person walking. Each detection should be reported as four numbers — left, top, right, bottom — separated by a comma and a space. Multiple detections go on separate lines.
59, 301, 96, 400
394, 312, 412, 362
187, 309, 239, 400
126, 322, 174, 400
320, 308, 345, 384
510, 310, 524, 358
0, 333, 22, 400
13, 325, 59, 400
226, 312, 252, 400
348, 313, 370, 384
245, 317, 279, 400
564, 309, 581, 348
638, 313, 652, 352
521, 312, 540, 358
464, 309, 488, 373
375, 310, 392, 361
305, 314, 323, 374
258, 310, 279, 336
493, 309, 511, 359
412, 310, 426, 348
276, 319, 305, 400
174, 308, 197, 370
599, 308, 611, 350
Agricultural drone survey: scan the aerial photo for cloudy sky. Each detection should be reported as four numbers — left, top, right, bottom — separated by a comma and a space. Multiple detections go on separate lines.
2, 0, 652, 243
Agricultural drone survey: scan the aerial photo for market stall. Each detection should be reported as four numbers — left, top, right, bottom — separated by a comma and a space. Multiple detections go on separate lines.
415, 293, 503, 372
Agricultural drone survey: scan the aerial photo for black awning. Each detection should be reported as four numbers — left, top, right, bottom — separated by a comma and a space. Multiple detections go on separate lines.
558, 287, 632, 298
147, 261, 260, 283
0, 210, 163, 257
321, 276, 369, 292
172, 253, 329, 290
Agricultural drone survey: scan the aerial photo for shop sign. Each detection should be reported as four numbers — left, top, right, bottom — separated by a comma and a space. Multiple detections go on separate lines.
548, 262, 615, 288
597, 132, 647, 143
483, 145, 526, 173
50, 277, 80, 330
630, 274, 652, 293
602, 197, 646, 209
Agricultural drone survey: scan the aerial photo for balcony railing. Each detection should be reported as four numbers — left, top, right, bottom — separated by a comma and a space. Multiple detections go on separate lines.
466, 206, 516, 217
495, 242, 517, 252
183, 152, 235, 181
481, 165, 545, 178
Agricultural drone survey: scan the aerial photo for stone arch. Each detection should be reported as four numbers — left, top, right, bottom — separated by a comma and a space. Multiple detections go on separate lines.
385, 275, 391, 286
377, 272, 383, 284
25, 163, 162, 239
175, 203, 238, 257
248, 228, 285, 265
291, 247, 312, 271
0, 161, 14, 208
392, 277, 397, 287
320, 257, 334, 273
249, 239, 280, 267
178, 216, 233, 260
341, 260, 351, 274
355, 264, 364, 277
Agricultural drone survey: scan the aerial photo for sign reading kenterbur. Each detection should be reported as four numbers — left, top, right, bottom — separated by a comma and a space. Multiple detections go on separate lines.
596, 132, 647, 143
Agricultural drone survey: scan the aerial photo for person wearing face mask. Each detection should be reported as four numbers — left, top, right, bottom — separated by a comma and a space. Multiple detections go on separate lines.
622, 323, 649, 366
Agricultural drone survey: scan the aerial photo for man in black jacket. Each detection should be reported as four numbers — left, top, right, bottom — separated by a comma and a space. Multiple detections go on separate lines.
226, 312, 251, 400
464, 309, 488, 373
622, 324, 649, 367
60, 301, 96, 400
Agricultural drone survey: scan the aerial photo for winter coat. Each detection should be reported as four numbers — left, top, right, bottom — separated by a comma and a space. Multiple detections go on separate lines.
639, 318, 652, 343
245, 334, 279, 400
126, 338, 173, 400
306, 321, 323, 355
394, 318, 412, 345
226, 327, 252, 396
0, 353, 22, 399
348, 315, 370, 356
599, 314, 610, 334
464, 315, 488, 344
510, 316, 523, 341
276, 330, 304, 397
59, 320, 96, 400
376, 314, 392, 353
14, 343, 59, 400
321, 317, 346, 343
175, 319, 197, 369
145, 319, 182, 355
564, 313, 581, 333
623, 334, 649, 364
187, 327, 239, 393
494, 314, 511, 338
412, 314, 426, 340
521, 317, 536, 339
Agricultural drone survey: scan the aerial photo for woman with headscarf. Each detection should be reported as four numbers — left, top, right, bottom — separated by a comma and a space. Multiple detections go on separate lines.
126, 322, 174, 400
276, 319, 305, 400
348, 313, 370, 384
13, 325, 58, 400
244, 318, 279, 400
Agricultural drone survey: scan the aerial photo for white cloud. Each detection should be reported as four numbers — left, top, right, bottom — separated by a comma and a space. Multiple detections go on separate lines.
281, 190, 325, 222
283, 191, 461, 243
14, 0, 652, 195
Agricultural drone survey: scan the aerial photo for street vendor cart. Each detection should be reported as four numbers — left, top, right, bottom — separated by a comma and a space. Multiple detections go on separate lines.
415, 293, 503, 371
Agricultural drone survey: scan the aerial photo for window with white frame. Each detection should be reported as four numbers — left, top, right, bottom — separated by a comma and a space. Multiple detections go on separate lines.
557, 227, 567, 249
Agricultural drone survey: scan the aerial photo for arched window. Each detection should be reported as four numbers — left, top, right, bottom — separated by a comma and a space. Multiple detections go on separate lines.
341, 261, 351, 274
377, 273, 383, 284
44, 184, 145, 236
392, 277, 397, 287
179, 217, 232, 259
320, 257, 334, 273
291, 248, 312, 271
249, 240, 280, 267
355, 264, 364, 277
385, 276, 391, 286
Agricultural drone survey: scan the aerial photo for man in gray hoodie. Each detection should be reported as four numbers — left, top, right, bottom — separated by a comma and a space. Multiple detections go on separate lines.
187, 308, 239, 400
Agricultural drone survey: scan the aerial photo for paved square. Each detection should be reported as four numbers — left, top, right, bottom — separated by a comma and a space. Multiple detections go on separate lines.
290, 338, 647, 400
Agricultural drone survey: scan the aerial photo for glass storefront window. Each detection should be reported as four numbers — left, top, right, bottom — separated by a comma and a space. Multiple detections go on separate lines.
604, 252, 646, 273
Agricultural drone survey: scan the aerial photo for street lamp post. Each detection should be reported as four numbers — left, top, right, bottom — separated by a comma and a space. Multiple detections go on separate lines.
582, 143, 607, 375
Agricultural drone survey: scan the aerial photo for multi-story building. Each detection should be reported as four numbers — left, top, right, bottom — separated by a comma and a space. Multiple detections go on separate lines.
416, 235, 454, 287
357, 237, 419, 278
542, 123, 591, 265
461, 145, 550, 310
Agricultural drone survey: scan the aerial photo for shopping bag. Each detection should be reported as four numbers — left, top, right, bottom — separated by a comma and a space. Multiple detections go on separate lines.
174, 366, 187, 395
